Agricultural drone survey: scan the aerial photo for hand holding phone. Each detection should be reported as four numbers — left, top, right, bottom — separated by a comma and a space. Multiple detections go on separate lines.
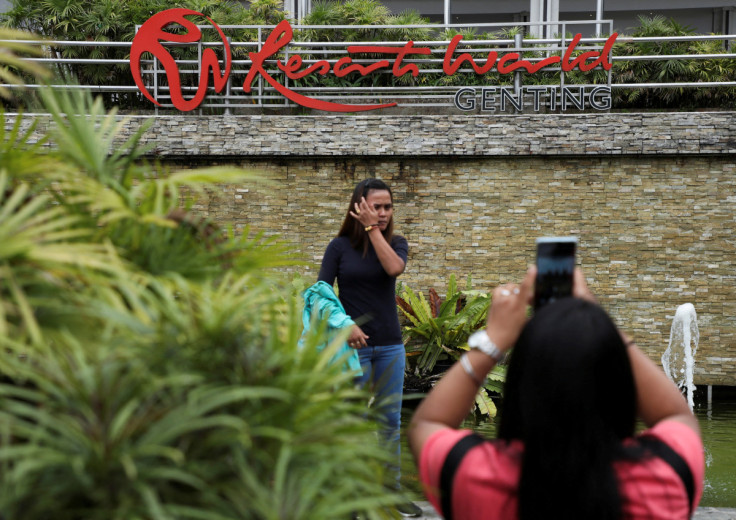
534, 237, 577, 310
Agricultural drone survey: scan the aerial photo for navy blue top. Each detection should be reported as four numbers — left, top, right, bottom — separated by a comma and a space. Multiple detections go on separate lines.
318, 235, 409, 347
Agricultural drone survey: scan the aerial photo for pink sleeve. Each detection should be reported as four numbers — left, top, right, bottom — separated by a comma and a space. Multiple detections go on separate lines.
643, 419, 706, 506
418, 429, 476, 516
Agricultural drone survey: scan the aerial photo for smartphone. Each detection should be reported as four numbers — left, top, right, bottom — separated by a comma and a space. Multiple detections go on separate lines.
534, 236, 577, 310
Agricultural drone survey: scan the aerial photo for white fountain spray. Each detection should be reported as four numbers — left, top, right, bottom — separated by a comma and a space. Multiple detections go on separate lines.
661, 303, 699, 411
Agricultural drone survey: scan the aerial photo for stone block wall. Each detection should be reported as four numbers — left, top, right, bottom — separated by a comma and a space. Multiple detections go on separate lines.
8, 111, 736, 385
176, 154, 735, 386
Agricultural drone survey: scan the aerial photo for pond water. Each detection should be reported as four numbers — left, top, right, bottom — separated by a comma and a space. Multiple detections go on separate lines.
696, 393, 736, 507
399, 389, 736, 508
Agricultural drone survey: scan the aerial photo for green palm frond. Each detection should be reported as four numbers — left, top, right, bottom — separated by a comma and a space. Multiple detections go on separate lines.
39, 87, 153, 187
0, 109, 56, 179
338, 0, 390, 25
385, 10, 432, 41
0, 28, 51, 99
0, 173, 128, 342
302, 0, 340, 25
0, 336, 275, 519
28, 87, 286, 279
0, 262, 397, 518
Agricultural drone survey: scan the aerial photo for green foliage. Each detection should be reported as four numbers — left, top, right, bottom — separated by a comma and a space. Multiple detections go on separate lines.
32, 88, 297, 282
396, 274, 504, 417
246, 0, 288, 25
0, 171, 127, 344
0, 84, 399, 517
0, 27, 51, 101
398, 273, 488, 374
612, 16, 736, 109
339, 0, 390, 26
1, 0, 279, 109
289, 0, 435, 89
6, 1, 735, 112
0, 110, 53, 178
0, 299, 397, 519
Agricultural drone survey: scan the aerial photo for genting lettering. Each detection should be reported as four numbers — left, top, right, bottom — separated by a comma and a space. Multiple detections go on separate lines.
455, 86, 612, 112
130, 8, 618, 113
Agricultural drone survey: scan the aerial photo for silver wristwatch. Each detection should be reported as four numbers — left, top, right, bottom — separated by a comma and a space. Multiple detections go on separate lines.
468, 330, 506, 362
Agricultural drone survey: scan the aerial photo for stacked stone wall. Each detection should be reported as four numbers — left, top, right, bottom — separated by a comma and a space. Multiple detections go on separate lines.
8, 112, 736, 385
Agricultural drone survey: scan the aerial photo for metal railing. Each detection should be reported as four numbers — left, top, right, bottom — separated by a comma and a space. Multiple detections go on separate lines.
3, 19, 736, 113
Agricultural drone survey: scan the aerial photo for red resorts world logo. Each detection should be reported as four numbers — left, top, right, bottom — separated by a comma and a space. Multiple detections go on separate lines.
130, 8, 232, 112
130, 8, 398, 112
131, 8, 617, 113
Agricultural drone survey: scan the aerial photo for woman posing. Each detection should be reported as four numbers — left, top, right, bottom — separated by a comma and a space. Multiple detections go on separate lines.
318, 178, 421, 517
409, 266, 704, 520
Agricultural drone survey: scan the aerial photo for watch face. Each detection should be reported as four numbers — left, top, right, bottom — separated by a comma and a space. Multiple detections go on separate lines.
469, 330, 486, 348
469, 330, 504, 361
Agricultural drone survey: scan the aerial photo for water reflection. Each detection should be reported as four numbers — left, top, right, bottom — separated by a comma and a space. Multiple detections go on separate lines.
400, 393, 736, 508
695, 396, 736, 507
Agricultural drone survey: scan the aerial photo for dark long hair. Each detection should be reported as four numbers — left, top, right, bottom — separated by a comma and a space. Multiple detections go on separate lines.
497, 298, 637, 520
337, 178, 395, 254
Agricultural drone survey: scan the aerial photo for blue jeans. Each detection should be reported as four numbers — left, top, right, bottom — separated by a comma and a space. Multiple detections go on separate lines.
354, 343, 406, 489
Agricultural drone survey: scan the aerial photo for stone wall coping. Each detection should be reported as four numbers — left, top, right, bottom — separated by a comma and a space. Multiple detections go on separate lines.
9, 111, 736, 157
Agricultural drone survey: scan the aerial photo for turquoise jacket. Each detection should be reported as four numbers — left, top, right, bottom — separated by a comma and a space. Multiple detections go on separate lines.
300, 281, 363, 375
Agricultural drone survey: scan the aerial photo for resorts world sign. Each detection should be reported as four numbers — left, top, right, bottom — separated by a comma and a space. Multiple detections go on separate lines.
131, 8, 617, 113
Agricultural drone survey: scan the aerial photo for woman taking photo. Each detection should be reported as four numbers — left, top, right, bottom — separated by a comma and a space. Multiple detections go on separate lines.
409, 267, 704, 520
318, 178, 421, 517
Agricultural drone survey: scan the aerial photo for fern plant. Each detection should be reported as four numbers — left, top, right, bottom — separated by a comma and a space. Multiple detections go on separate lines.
397, 273, 488, 374
396, 274, 504, 417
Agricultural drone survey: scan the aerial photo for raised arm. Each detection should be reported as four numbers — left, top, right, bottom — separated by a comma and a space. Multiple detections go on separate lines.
626, 337, 699, 433
350, 196, 405, 277
366, 227, 405, 277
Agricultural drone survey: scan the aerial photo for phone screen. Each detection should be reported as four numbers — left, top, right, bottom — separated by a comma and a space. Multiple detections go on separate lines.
534, 237, 577, 310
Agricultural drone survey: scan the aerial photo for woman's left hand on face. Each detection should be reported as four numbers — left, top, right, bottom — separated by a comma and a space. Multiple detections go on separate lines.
349, 197, 378, 227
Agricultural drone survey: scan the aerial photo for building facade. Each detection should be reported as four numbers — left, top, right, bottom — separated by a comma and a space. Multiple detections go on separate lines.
297, 0, 736, 36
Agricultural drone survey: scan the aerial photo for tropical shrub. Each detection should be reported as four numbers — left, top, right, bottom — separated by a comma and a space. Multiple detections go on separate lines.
396, 274, 504, 417
612, 15, 736, 109
0, 64, 400, 517
0, 280, 397, 520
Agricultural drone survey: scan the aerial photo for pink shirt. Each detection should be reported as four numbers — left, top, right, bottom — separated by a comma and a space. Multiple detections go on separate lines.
419, 420, 704, 520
